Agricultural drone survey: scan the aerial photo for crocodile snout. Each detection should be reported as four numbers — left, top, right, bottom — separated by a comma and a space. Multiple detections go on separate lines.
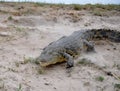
37, 57, 50, 67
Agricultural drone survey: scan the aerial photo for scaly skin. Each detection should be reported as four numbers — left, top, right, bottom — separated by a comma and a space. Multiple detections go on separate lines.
36, 29, 120, 68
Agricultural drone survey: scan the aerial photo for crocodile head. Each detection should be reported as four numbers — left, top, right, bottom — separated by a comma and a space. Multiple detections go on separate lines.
37, 48, 65, 67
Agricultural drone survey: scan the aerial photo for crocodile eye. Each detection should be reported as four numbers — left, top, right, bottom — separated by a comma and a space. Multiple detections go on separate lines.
43, 47, 46, 50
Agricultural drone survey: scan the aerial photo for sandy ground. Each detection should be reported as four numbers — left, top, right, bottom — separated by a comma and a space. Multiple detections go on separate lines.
0, 3, 120, 91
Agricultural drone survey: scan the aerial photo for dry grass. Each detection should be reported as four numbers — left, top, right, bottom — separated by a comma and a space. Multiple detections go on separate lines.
8, 16, 13, 20
95, 76, 104, 82
0, 2, 119, 17
114, 84, 120, 91
34, 3, 120, 11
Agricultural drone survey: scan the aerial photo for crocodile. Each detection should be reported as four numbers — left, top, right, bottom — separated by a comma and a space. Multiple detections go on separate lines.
36, 29, 120, 68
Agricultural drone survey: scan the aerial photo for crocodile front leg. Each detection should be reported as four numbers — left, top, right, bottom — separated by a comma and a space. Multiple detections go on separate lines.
62, 52, 74, 76
63, 53, 74, 68
83, 40, 95, 52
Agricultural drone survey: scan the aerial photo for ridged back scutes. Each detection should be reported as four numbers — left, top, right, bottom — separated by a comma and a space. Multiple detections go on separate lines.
83, 29, 120, 42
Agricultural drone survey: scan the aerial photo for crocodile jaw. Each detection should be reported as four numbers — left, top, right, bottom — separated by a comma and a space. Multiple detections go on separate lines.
40, 57, 66, 67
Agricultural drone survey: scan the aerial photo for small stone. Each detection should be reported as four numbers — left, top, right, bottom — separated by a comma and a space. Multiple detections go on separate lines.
84, 82, 90, 86
107, 49, 110, 50
53, 87, 57, 89
44, 83, 50, 85
0, 32, 11, 37
113, 47, 117, 50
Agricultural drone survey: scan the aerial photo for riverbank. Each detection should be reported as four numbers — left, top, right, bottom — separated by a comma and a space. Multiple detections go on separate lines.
0, 2, 120, 91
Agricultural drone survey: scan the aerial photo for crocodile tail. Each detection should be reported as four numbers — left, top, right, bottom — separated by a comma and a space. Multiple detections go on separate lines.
87, 29, 120, 43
